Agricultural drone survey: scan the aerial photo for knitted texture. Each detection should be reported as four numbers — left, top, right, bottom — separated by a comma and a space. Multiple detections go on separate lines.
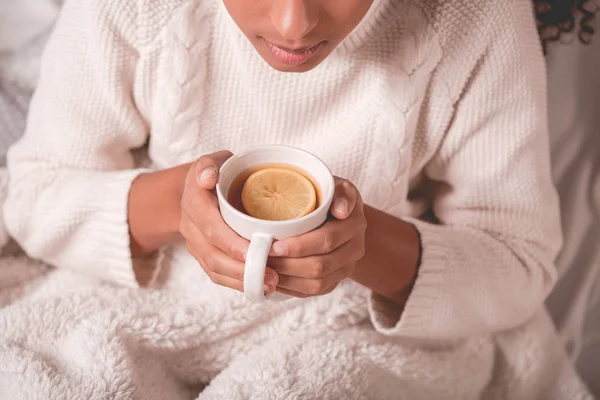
4, 0, 562, 345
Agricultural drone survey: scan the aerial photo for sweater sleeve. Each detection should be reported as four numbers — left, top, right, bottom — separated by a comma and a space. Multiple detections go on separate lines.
3, 0, 152, 286
368, 1, 563, 340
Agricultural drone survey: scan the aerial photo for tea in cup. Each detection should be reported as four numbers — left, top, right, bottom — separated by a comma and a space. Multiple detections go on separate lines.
216, 145, 335, 303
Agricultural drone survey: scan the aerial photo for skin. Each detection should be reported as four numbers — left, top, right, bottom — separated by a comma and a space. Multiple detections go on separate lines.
221, 0, 374, 72
130, 153, 420, 305
128, 1, 421, 307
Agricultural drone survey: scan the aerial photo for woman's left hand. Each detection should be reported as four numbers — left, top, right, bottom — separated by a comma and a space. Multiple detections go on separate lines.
268, 177, 367, 298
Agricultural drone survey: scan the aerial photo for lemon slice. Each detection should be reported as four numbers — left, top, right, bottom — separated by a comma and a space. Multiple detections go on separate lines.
241, 168, 317, 221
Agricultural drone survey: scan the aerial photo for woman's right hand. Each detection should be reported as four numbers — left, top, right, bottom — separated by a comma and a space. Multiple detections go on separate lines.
179, 151, 279, 294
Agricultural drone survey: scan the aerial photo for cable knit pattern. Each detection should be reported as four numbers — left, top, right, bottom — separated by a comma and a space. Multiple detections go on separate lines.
4, 0, 563, 351
150, 1, 215, 165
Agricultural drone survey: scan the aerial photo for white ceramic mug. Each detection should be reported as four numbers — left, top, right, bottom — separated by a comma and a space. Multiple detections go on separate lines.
216, 145, 335, 303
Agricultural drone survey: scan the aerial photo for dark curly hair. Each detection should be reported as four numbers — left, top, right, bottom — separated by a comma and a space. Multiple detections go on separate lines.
534, 0, 598, 51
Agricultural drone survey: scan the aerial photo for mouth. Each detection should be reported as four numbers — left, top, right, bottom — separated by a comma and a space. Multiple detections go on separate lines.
262, 39, 325, 66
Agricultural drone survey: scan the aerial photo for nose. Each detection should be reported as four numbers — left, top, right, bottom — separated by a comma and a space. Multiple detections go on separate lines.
270, 0, 319, 41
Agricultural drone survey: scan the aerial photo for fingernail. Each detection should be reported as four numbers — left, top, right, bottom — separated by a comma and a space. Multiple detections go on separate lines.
263, 284, 274, 293
271, 242, 287, 256
198, 168, 217, 183
333, 198, 349, 216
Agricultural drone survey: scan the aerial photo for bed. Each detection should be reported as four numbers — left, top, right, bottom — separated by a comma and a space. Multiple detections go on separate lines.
545, 26, 600, 395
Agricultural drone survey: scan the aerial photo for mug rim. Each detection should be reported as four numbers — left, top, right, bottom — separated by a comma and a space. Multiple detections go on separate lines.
216, 145, 336, 226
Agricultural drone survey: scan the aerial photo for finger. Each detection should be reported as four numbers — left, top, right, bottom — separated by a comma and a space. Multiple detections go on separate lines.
275, 282, 339, 299
180, 204, 249, 261
207, 270, 245, 292
193, 150, 234, 190
208, 271, 276, 294
270, 218, 355, 258
274, 287, 310, 299
186, 241, 245, 280
330, 177, 361, 220
185, 239, 245, 293
207, 269, 277, 294
269, 240, 360, 279
276, 264, 354, 296
187, 242, 278, 292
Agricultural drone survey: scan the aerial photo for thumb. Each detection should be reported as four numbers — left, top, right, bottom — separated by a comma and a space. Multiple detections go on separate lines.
194, 150, 234, 190
330, 178, 359, 220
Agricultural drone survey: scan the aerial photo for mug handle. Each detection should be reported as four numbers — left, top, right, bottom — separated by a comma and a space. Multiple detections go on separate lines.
244, 233, 273, 303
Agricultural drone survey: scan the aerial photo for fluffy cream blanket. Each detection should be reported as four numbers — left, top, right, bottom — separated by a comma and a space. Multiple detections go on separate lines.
0, 169, 593, 400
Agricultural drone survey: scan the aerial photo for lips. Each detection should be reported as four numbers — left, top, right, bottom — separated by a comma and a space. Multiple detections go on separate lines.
263, 40, 324, 66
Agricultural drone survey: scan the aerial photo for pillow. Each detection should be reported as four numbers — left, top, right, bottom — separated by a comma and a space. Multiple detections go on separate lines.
0, 0, 61, 166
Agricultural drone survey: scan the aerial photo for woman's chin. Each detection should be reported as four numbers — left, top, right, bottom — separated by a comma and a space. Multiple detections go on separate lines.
265, 60, 322, 73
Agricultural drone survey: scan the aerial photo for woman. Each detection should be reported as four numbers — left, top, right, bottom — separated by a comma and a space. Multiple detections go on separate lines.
1, 0, 593, 397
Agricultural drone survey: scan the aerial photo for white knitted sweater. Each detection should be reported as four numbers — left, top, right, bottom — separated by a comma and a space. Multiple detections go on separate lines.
4, 0, 563, 345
